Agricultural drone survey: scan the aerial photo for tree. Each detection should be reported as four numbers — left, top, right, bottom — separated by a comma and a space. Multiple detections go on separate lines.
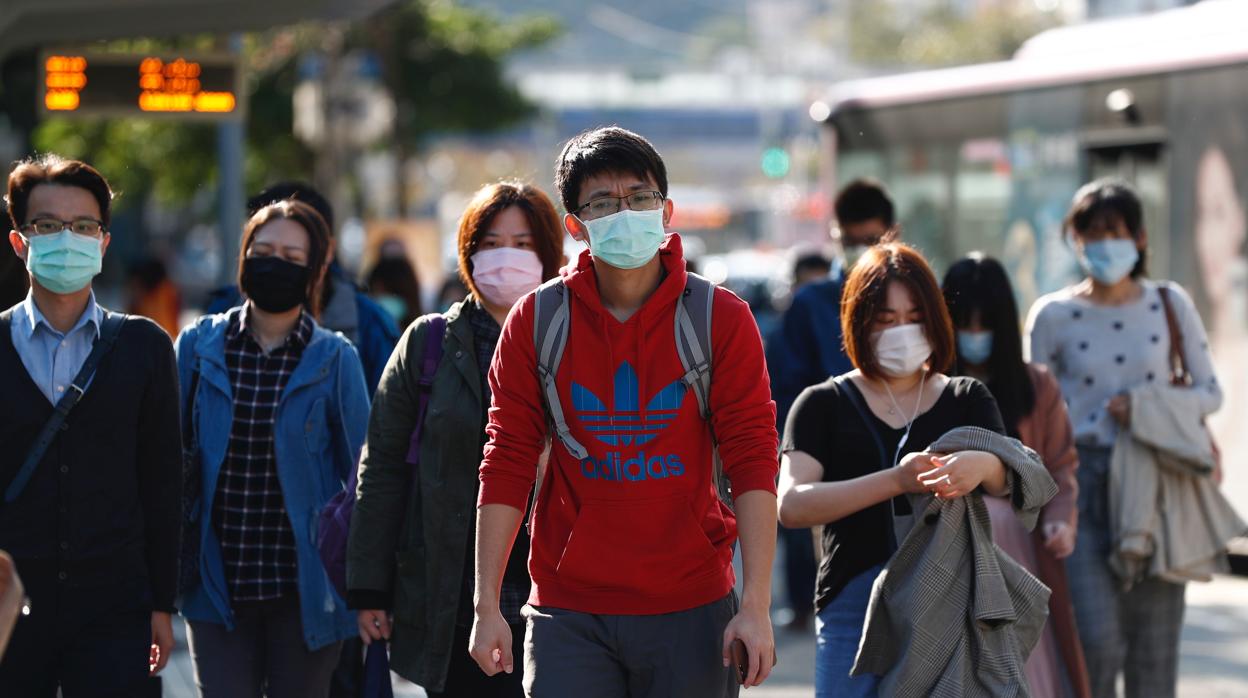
26, 0, 559, 217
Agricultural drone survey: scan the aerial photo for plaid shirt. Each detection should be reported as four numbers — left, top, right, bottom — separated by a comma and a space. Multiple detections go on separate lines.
214, 307, 314, 602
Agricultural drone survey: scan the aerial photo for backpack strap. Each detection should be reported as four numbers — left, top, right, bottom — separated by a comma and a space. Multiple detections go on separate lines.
674, 273, 730, 505
403, 314, 447, 466
6, 310, 127, 503
533, 278, 589, 460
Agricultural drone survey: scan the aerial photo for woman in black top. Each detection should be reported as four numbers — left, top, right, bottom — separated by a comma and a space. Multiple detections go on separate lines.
778, 242, 1008, 698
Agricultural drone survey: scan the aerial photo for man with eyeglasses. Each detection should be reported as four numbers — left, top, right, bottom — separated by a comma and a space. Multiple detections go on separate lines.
0, 154, 182, 696
470, 126, 779, 696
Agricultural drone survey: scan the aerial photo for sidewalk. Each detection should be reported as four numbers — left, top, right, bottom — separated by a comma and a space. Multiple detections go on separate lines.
162, 575, 1248, 697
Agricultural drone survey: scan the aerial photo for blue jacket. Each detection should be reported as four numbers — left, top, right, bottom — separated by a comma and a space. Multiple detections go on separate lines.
173, 309, 370, 650
205, 269, 399, 396
768, 270, 853, 431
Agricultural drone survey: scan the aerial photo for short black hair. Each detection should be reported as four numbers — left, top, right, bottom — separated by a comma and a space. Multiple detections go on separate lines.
942, 253, 1035, 436
1065, 178, 1147, 278
834, 178, 895, 229
247, 181, 334, 233
555, 126, 668, 215
6, 153, 114, 230
793, 251, 832, 280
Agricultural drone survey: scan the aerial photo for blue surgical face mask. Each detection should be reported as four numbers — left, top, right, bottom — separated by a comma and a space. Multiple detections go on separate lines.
1079, 238, 1139, 285
957, 330, 994, 366
581, 208, 665, 270
22, 229, 104, 294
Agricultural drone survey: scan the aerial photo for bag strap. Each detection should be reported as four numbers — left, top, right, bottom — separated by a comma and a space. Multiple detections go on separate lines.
1157, 285, 1191, 387
533, 279, 588, 460
6, 311, 127, 504
674, 273, 729, 505
834, 375, 890, 473
403, 314, 447, 466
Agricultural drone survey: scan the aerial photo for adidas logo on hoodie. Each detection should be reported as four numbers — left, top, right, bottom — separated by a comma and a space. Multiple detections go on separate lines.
572, 361, 686, 481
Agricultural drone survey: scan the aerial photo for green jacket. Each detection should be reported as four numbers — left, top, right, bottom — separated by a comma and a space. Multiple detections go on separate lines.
346, 300, 486, 691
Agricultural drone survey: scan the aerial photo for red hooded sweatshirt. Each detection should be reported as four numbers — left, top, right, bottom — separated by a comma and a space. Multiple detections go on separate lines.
478, 233, 778, 615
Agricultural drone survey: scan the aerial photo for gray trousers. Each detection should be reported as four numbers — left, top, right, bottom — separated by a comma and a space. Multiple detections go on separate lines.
523, 592, 740, 698
187, 596, 343, 698
1068, 446, 1186, 698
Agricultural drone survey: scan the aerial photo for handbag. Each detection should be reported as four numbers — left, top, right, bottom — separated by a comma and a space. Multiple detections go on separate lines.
177, 364, 202, 598
1157, 286, 1222, 476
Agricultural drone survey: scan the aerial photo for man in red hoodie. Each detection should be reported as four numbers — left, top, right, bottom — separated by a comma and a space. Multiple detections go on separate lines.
469, 126, 779, 696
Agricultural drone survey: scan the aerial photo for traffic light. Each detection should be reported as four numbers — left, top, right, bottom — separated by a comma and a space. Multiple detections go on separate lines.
761, 147, 790, 179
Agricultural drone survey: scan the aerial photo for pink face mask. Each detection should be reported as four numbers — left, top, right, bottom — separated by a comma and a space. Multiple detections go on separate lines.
471, 247, 544, 308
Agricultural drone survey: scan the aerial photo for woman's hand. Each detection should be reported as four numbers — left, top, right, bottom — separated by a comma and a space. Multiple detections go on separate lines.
895, 452, 941, 495
1043, 521, 1076, 559
1106, 394, 1131, 427
919, 450, 1006, 499
358, 610, 392, 645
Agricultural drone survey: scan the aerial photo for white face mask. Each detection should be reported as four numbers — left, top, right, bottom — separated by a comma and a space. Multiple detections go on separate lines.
872, 323, 932, 378
470, 247, 544, 309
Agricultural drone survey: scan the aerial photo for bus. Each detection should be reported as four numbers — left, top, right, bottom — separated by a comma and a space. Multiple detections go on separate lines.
813, 0, 1248, 538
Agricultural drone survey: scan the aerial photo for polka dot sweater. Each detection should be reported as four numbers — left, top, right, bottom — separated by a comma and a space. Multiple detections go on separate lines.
1025, 279, 1222, 447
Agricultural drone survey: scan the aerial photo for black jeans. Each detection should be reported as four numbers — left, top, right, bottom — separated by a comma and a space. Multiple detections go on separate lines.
0, 570, 153, 698
187, 595, 343, 698
427, 621, 526, 698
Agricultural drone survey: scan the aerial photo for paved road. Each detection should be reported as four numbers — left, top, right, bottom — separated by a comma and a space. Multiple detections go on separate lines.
162, 575, 1248, 697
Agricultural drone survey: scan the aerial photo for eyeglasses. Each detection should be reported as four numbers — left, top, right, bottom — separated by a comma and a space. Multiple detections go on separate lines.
20, 217, 106, 237
574, 191, 664, 221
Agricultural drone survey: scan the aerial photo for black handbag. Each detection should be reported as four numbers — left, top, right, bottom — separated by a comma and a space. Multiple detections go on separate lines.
177, 365, 202, 598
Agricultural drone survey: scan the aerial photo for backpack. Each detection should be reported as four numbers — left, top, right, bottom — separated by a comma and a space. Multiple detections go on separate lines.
532, 273, 732, 505
318, 314, 447, 599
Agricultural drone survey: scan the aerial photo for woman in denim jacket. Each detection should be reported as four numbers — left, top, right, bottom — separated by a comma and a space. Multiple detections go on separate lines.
174, 200, 369, 698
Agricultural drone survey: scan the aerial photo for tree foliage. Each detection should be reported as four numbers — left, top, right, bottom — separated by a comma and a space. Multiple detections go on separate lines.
846, 0, 1060, 68
28, 0, 559, 215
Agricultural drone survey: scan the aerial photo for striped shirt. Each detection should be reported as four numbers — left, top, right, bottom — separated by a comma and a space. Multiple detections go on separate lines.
214, 306, 313, 601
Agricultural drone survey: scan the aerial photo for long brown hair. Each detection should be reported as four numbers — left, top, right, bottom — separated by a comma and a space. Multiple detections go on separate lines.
456, 181, 564, 301
237, 200, 332, 315
841, 242, 955, 380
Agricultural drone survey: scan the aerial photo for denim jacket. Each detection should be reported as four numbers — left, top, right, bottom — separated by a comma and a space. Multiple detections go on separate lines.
173, 308, 369, 650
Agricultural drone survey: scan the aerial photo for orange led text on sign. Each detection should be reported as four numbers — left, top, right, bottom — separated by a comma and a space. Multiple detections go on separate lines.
138, 57, 231, 113
44, 55, 87, 111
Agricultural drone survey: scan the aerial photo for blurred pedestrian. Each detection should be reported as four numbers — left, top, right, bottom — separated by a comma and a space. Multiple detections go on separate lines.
127, 257, 182, 338
778, 242, 1026, 697
470, 126, 779, 696
435, 276, 469, 312
765, 249, 831, 634
1027, 180, 1223, 698
175, 200, 369, 698
771, 178, 896, 430
364, 246, 423, 331
0, 231, 27, 311
206, 181, 399, 395
348, 181, 564, 697
944, 253, 1091, 698
0, 154, 181, 695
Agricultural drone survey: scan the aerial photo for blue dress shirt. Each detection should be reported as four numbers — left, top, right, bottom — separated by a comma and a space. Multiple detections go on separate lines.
10, 292, 104, 404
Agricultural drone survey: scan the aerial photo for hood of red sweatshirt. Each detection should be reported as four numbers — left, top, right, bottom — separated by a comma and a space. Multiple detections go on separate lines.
560, 232, 689, 326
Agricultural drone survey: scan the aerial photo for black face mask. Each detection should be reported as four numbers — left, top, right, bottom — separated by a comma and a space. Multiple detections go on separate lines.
241, 255, 311, 313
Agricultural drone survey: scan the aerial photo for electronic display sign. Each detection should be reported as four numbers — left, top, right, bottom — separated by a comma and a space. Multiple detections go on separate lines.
39, 51, 243, 120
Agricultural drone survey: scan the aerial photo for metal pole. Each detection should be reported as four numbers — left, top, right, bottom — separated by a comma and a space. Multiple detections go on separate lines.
217, 33, 245, 286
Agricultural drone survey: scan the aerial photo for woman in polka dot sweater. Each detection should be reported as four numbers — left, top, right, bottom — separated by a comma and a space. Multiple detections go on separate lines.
1025, 179, 1222, 698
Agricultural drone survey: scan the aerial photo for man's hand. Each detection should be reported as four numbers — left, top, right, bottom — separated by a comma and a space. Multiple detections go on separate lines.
721, 602, 774, 688
149, 611, 174, 675
469, 608, 514, 676
0, 551, 23, 657
358, 610, 392, 645
1043, 521, 1076, 559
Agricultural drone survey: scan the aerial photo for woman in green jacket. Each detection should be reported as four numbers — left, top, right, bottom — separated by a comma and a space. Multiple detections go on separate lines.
346, 182, 565, 697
